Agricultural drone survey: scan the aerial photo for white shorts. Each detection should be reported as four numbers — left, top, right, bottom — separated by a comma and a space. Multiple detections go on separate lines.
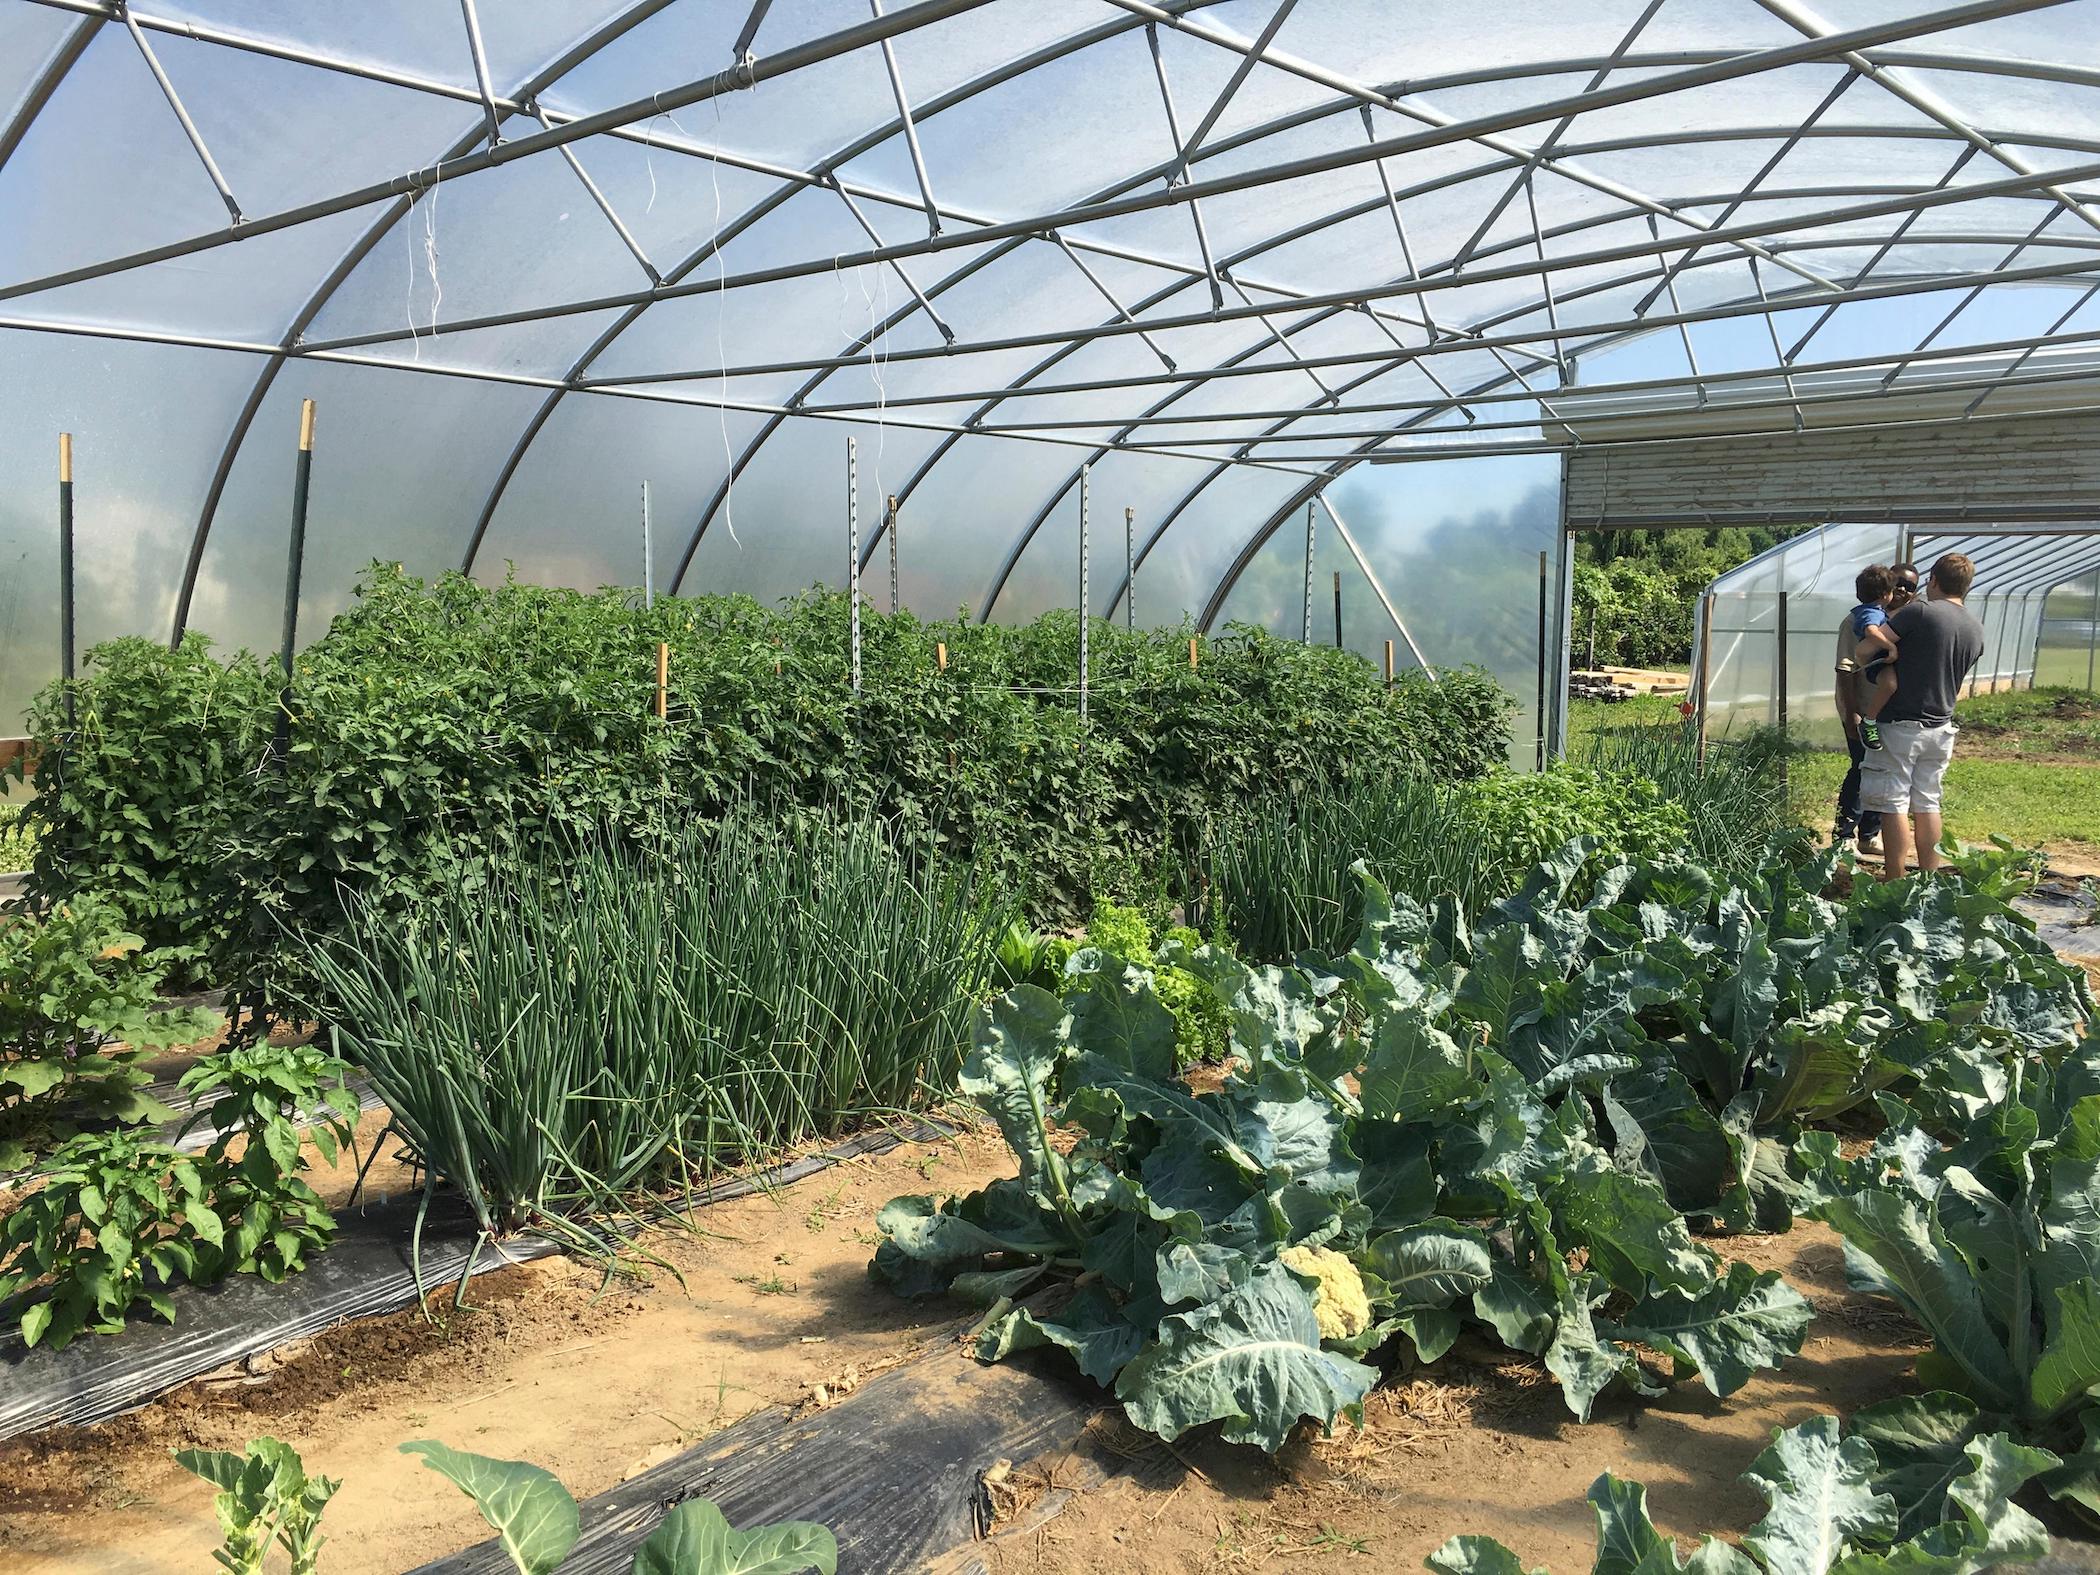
1859, 720, 1957, 814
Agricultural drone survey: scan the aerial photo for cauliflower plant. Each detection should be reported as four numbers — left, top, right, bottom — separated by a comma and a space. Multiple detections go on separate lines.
1279, 1244, 1372, 1343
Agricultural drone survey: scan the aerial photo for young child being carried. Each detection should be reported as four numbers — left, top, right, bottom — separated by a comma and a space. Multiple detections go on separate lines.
1849, 564, 1901, 750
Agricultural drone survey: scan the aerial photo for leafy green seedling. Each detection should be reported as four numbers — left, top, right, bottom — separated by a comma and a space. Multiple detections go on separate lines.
175, 1437, 339, 1575
1428, 1408, 2058, 1575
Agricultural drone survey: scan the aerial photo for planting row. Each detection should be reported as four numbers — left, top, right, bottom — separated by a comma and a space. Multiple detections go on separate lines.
16, 564, 1509, 1016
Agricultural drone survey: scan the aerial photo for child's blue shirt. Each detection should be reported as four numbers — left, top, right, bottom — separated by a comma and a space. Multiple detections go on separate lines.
1850, 602, 1888, 638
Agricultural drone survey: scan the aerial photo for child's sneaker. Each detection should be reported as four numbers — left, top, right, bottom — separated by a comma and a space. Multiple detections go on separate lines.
1859, 719, 1883, 750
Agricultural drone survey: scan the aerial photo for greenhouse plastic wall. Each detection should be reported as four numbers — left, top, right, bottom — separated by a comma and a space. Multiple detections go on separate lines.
2037, 571, 2100, 690
1213, 454, 1563, 769
1694, 525, 2069, 748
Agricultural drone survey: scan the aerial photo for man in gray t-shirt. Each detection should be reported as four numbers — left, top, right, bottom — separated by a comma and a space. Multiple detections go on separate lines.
1857, 552, 1986, 881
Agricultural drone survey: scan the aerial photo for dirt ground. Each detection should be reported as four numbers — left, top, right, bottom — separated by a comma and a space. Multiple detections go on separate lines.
0, 1121, 1016, 1575
965, 1228, 1946, 1574
7, 1087, 2100, 1572
0, 1138, 2055, 1575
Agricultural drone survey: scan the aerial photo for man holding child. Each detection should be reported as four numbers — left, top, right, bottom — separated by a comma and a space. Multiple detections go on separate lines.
1842, 553, 1986, 881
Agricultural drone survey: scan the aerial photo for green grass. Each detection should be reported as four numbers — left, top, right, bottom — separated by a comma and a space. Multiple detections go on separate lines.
1567, 690, 1686, 747
1570, 692, 2100, 863
1943, 685, 2100, 760
1787, 750, 2100, 859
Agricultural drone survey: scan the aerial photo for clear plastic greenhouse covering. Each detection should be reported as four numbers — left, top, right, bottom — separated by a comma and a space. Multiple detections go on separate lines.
1692, 523, 2100, 746
11, 1, 2100, 761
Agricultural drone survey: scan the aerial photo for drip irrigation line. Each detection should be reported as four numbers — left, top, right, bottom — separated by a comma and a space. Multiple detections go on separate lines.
405, 1315, 1100, 1574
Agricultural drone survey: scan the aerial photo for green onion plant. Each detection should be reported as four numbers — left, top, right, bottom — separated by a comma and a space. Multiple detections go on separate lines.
304, 810, 1012, 1259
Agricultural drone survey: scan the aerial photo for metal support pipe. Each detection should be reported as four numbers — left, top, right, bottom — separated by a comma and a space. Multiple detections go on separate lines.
642, 479, 654, 607
1053, 234, 1177, 373
276, 399, 316, 762
1317, 494, 1436, 679
848, 437, 861, 693
1143, 23, 1225, 312
2088, 570, 2098, 691
869, 0, 942, 236
731, 0, 772, 62
1301, 501, 1316, 644
119, 0, 242, 222
58, 432, 74, 728
1169, 0, 1299, 181
1078, 466, 1090, 724
458, 0, 504, 148
1990, 589, 2013, 693
827, 176, 956, 342
535, 102, 661, 283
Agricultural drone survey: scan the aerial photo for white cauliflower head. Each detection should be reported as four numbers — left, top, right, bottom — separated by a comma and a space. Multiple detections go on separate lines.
1279, 1244, 1371, 1342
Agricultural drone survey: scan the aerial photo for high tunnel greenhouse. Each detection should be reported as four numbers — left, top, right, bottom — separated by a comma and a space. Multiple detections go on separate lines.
5, 0, 2100, 762
12, 7, 2100, 1573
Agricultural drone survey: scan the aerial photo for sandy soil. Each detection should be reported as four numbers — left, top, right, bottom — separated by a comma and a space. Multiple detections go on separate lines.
968, 1228, 1950, 1574
0, 1120, 1013, 1575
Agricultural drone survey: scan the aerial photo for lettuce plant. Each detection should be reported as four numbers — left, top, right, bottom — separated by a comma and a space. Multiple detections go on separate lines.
1803, 1035, 2100, 1519
871, 888, 1811, 1448
1432, 1406, 2058, 1575
402, 1439, 837, 1574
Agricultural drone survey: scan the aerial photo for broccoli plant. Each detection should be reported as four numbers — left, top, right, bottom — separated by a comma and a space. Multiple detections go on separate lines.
870, 892, 1811, 1450
1431, 1406, 2059, 1575
402, 1439, 837, 1574
176, 1437, 338, 1575
1801, 1033, 2100, 1520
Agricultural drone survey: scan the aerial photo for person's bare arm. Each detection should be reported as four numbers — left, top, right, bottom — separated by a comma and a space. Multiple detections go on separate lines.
1855, 624, 1898, 666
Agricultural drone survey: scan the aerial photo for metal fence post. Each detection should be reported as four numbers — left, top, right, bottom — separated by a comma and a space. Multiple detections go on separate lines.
847, 437, 860, 693
1534, 549, 1548, 771
1078, 466, 1090, 724
1775, 589, 1789, 733
641, 479, 653, 609
58, 433, 75, 730
1124, 506, 1135, 634
1301, 500, 1315, 644
887, 493, 899, 616
275, 399, 316, 763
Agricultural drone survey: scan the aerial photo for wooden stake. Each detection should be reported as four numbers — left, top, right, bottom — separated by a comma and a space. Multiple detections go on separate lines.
1188, 636, 1199, 670
655, 641, 669, 720
1383, 639, 1394, 686
936, 641, 948, 671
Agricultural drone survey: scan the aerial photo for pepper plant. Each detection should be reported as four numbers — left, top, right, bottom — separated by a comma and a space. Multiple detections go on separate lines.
0, 893, 213, 1166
